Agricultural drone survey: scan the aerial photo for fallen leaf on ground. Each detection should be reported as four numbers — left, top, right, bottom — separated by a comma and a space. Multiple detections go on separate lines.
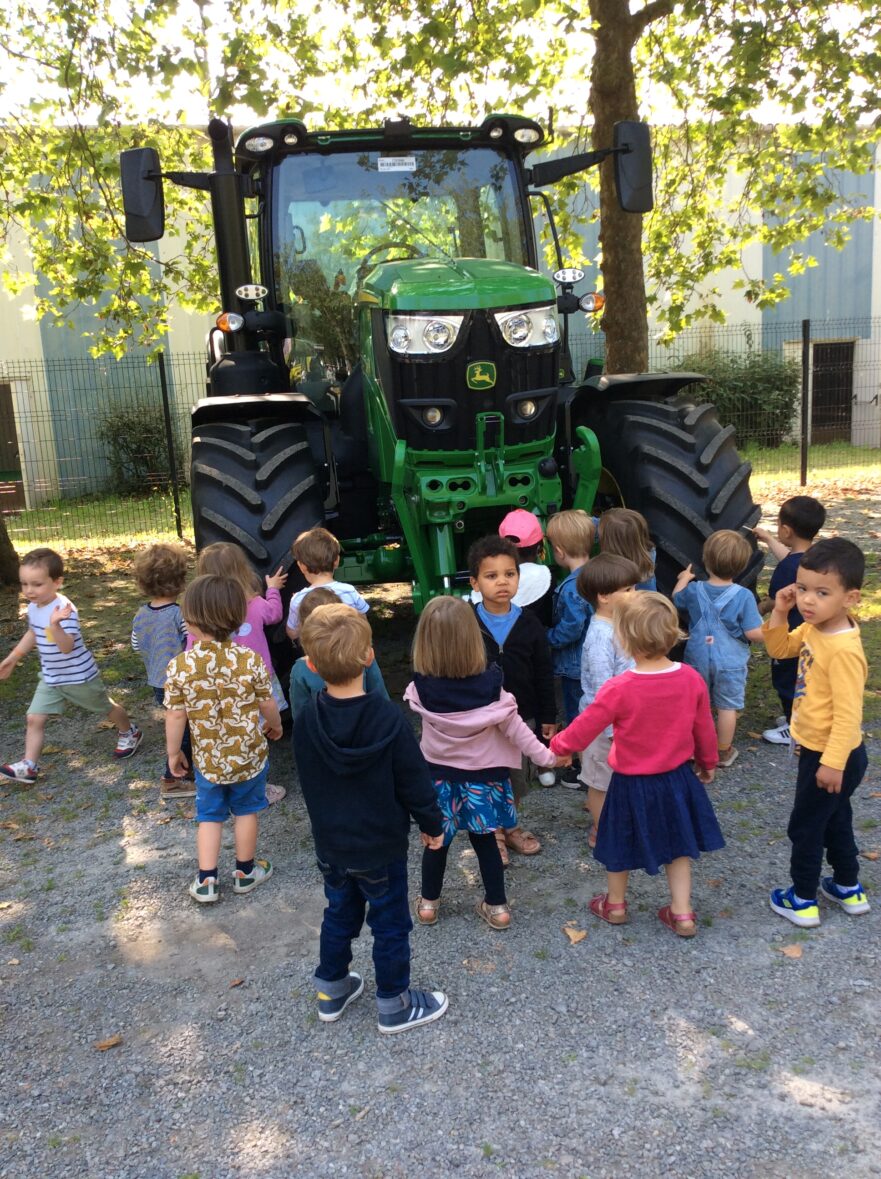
778, 944, 803, 959
7, 958, 20, 966
708, 878, 722, 888
229, 978, 245, 988
563, 921, 587, 945
94, 1033, 123, 1051
0, 822, 19, 831
156, 817, 172, 825
13, 834, 35, 842
461, 957, 496, 974
746, 731, 763, 740
0, 902, 12, 910
355, 1106, 370, 1121
869, 792, 881, 799
861, 850, 879, 861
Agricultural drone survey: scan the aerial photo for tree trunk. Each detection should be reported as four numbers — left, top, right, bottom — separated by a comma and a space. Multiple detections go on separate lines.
0, 514, 20, 585
589, 0, 669, 374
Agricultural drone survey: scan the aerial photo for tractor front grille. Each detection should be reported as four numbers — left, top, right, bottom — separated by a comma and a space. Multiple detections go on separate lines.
374, 308, 560, 450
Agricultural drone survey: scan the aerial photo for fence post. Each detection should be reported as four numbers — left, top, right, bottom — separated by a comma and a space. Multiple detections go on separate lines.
157, 350, 183, 539
800, 319, 810, 487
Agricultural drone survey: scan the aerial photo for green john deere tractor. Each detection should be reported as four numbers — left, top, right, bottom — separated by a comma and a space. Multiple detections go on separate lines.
120, 114, 761, 607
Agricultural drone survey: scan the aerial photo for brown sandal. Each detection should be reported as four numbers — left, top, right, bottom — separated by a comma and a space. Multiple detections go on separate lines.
589, 892, 629, 925
415, 896, 440, 926
494, 829, 510, 868
504, 826, 542, 856
658, 905, 697, 938
476, 900, 512, 930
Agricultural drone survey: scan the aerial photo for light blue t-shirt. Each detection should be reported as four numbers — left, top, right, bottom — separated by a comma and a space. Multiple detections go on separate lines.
477, 601, 521, 648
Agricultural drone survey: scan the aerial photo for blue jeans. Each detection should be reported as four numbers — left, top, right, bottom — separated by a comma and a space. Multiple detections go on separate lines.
315, 857, 412, 999
561, 676, 582, 726
153, 686, 192, 778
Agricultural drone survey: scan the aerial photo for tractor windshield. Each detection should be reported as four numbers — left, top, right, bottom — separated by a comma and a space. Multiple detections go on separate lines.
271, 146, 529, 372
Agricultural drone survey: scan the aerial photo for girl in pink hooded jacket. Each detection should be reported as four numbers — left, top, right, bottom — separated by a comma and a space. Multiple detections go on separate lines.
404, 597, 568, 931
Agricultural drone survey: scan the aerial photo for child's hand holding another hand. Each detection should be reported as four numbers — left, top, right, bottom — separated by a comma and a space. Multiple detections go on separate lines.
420, 832, 444, 850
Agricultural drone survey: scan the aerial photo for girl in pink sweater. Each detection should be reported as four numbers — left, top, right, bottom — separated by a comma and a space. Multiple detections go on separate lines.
195, 543, 288, 804
405, 597, 568, 930
550, 592, 723, 938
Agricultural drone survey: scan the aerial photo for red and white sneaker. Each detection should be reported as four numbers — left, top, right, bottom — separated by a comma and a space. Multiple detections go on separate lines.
0, 760, 38, 782
114, 725, 143, 760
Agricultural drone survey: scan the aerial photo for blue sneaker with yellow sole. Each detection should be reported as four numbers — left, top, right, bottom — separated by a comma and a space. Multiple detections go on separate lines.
770, 885, 820, 928
820, 877, 870, 915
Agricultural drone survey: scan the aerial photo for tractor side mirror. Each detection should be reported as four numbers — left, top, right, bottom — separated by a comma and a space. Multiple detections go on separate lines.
120, 148, 165, 242
613, 121, 653, 214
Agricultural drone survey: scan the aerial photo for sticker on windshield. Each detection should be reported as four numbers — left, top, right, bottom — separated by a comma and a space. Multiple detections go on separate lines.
378, 156, 417, 172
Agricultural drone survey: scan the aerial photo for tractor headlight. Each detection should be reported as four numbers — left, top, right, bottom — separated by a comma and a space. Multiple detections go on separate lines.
494, 305, 559, 348
422, 406, 444, 426
387, 313, 464, 356
517, 399, 539, 419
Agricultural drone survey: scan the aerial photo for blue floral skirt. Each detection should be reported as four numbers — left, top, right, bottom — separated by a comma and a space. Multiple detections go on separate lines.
433, 777, 518, 847
595, 762, 725, 875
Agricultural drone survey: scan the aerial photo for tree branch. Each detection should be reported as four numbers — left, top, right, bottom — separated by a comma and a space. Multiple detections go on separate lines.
632, 0, 675, 37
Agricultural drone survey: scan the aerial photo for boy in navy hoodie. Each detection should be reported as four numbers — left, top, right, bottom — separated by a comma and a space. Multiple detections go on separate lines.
469, 535, 557, 858
292, 603, 448, 1034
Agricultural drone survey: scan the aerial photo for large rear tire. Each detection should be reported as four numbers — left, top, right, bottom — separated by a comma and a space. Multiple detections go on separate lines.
191, 419, 325, 578
580, 398, 763, 594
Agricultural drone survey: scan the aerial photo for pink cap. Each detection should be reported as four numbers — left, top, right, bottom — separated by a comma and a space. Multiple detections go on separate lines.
498, 509, 544, 548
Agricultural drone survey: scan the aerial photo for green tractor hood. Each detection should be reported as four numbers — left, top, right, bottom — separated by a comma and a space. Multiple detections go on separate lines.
359, 257, 556, 312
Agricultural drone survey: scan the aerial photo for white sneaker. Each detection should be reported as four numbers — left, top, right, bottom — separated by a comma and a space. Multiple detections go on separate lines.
762, 723, 791, 745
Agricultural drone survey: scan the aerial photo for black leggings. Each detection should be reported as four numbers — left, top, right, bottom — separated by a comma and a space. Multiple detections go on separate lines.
421, 831, 506, 906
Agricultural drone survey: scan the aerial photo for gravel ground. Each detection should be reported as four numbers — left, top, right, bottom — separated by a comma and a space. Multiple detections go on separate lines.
1, 497, 880, 1178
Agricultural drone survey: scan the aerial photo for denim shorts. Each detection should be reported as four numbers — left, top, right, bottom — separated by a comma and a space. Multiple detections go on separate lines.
194, 763, 268, 823
705, 664, 748, 711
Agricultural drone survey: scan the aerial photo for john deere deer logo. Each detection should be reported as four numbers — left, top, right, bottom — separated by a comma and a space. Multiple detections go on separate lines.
466, 362, 496, 390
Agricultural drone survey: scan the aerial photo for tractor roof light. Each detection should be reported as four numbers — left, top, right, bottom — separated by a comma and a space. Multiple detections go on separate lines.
216, 311, 245, 332
283, 131, 301, 145
243, 135, 274, 153
514, 127, 541, 144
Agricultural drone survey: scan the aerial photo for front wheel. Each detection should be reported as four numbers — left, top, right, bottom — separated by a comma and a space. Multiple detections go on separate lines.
190, 419, 325, 579
579, 398, 763, 594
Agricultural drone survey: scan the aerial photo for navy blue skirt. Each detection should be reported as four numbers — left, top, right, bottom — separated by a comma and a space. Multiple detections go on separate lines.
594, 763, 725, 875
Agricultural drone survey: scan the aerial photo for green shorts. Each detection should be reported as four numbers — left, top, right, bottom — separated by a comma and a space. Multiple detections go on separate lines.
28, 675, 114, 717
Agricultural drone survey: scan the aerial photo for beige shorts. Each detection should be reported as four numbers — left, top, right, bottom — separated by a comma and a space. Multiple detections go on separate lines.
28, 675, 113, 717
579, 731, 613, 792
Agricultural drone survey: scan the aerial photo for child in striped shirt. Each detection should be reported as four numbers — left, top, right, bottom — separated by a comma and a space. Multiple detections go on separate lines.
0, 547, 142, 782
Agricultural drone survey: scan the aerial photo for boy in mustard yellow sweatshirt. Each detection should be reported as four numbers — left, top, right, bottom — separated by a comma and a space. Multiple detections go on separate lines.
763, 538, 869, 927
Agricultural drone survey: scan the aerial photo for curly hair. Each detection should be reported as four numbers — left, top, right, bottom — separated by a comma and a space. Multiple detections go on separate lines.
133, 544, 189, 599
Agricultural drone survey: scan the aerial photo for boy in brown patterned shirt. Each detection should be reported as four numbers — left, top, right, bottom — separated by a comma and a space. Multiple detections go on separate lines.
165, 575, 283, 903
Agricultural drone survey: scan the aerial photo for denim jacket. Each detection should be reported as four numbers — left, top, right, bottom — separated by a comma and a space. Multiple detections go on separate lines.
547, 567, 592, 679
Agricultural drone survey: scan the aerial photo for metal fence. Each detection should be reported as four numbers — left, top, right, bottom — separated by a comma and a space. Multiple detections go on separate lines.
2, 317, 879, 550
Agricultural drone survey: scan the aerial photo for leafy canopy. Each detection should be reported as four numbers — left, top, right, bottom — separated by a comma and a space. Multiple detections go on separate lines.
1, 0, 878, 354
